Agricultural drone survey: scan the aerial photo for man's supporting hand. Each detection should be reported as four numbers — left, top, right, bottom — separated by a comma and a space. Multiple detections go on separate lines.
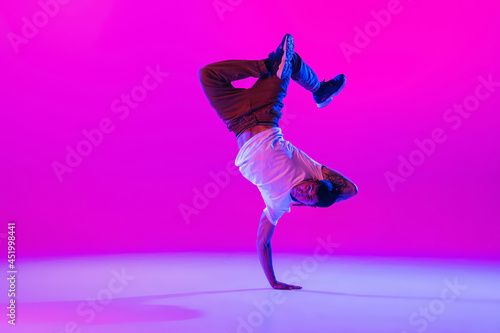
272, 281, 302, 290
256, 212, 302, 290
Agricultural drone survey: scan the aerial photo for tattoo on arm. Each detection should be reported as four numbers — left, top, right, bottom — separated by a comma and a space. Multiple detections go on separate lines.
321, 166, 356, 196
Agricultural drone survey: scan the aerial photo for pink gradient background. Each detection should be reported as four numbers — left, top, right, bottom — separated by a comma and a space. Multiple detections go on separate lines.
1, 0, 499, 258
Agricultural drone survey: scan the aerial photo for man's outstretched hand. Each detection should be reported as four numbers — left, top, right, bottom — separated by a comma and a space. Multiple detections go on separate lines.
272, 281, 302, 290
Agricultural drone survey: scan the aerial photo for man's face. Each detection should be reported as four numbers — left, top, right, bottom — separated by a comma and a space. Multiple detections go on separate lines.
290, 180, 319, 206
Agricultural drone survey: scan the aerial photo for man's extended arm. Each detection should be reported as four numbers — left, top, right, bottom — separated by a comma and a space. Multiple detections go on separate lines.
256, 212, 302, 290
321, 165, 358, 203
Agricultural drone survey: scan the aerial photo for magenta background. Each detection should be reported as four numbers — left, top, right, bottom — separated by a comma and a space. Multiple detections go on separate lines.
0, 0, 499, 258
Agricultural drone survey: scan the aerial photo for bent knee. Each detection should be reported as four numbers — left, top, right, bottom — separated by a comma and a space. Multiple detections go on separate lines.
198, 66, 209, 82
198, 66, 219, 87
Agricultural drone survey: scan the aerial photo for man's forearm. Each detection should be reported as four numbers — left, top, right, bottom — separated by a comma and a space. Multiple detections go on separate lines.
321, 165, 358, 203
255, 213, 302, 290
257, 241, 277, 286
335, 191, 356, 203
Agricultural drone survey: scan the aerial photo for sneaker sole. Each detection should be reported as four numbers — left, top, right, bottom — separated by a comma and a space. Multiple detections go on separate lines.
276, 34, 294, 79
316, 75, 346, 108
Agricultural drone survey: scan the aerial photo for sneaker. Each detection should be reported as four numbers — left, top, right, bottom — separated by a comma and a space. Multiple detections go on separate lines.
313, 74, 346, 108
267, 34, 295, 80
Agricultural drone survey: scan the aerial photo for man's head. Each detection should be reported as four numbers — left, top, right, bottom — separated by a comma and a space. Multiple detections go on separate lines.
290, 180, 338, 208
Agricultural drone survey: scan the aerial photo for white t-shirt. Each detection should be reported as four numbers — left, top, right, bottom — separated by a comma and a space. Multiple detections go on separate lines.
235, 127, 324, 225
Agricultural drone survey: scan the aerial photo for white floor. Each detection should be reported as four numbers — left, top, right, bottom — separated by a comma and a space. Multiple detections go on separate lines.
1, 252, 499, 333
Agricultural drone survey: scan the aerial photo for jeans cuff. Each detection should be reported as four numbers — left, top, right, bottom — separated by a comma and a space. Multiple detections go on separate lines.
312, 81, 321, 93
259, 59, 270, 75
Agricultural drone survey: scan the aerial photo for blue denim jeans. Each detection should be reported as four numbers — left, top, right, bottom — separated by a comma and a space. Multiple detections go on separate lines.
198, 53, 321, 137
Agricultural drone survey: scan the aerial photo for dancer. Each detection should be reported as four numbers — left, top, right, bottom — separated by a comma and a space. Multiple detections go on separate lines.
198, 34, 358, 290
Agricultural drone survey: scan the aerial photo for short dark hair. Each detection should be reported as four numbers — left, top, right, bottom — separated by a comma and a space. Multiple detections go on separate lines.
314, 180, 339, 207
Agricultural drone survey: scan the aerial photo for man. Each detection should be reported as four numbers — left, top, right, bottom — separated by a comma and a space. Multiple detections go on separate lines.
198, 34, 358, 290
